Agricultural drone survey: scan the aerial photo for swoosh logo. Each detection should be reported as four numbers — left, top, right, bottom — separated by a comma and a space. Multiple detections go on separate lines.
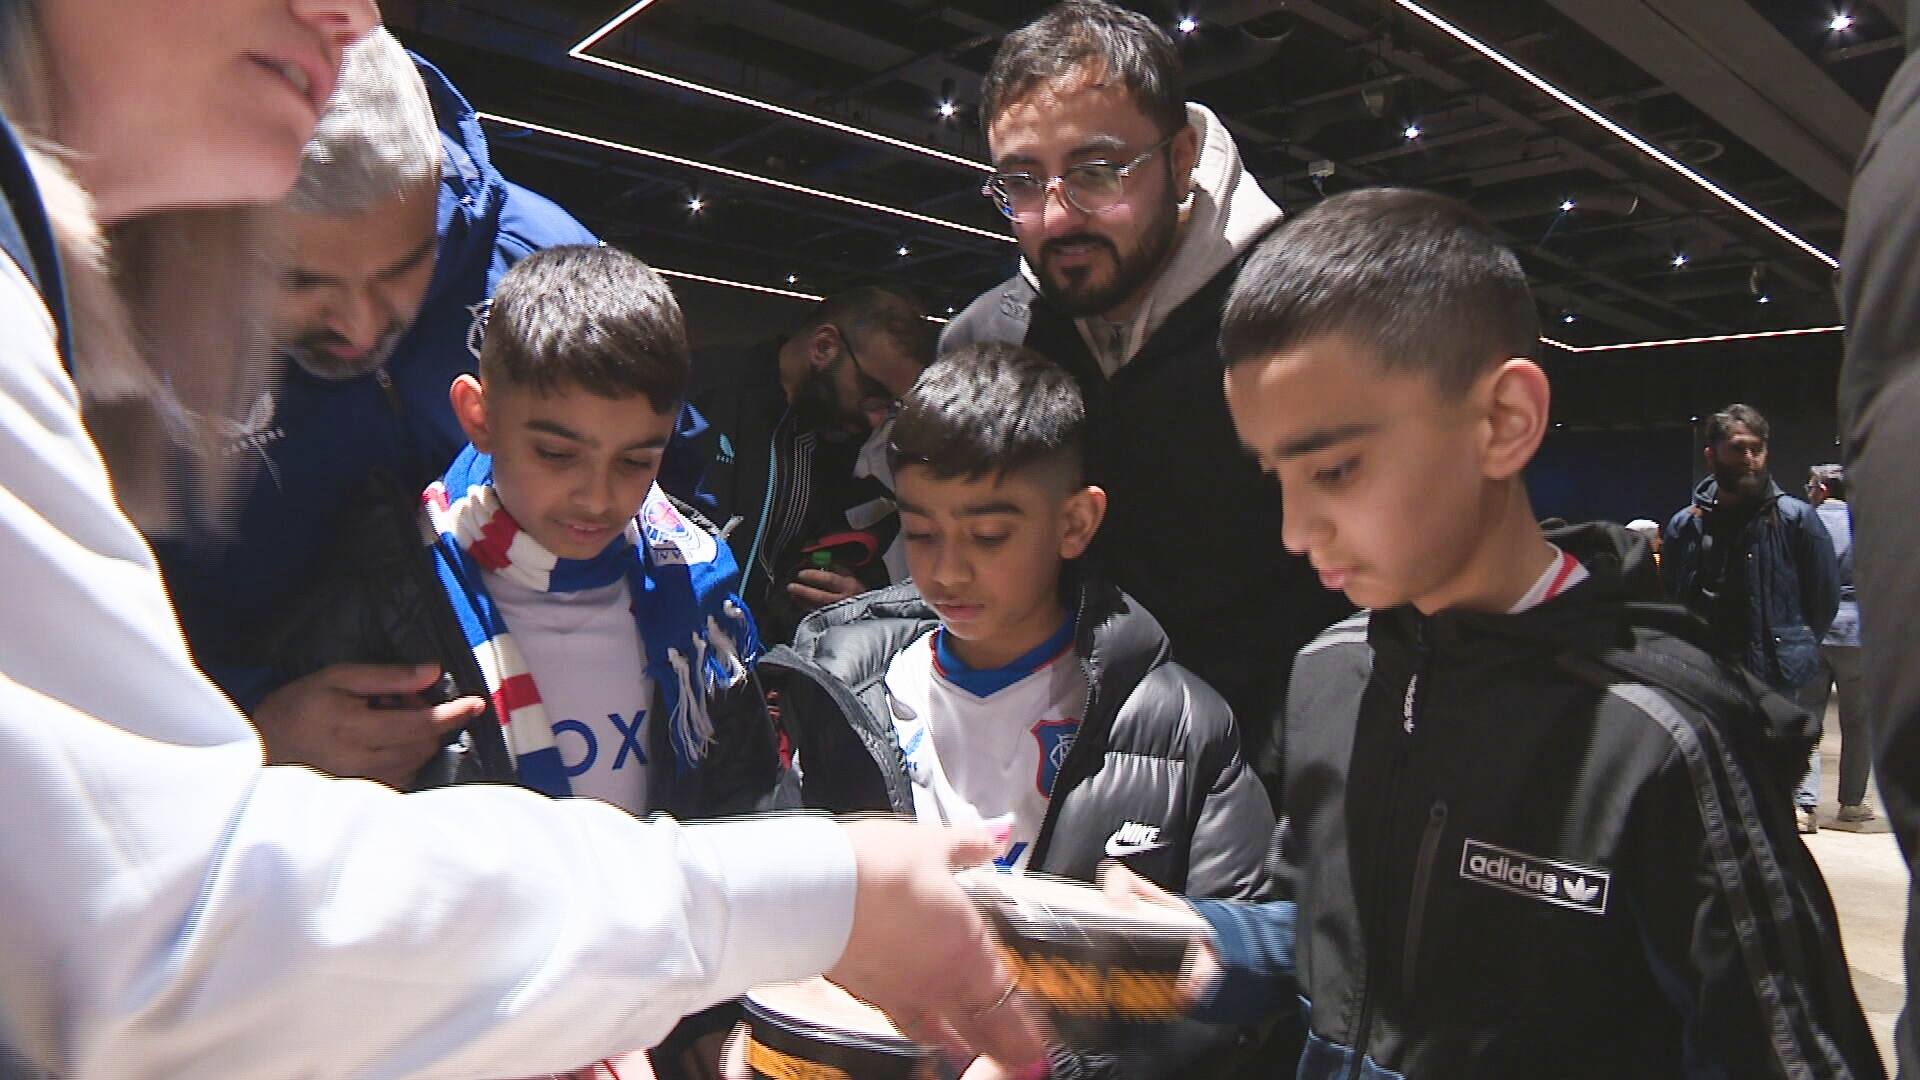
1105, 832, 1168, 859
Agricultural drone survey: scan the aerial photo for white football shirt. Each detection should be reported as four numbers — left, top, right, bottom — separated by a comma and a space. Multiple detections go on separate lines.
487, 572, 655, 815
881, 617, 1085, 872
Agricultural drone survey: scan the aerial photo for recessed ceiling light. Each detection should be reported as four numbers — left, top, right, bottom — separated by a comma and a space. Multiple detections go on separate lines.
1177, 16, 1199, 34
1758, 294, 1772, 304
687, 196, 704, 212
1830, 13, 1855, 31
897, 244, 912, 257
1559, 198, 1576, 213
937, 101, 957, 118
1671, 253, 1689, 268
1403, 123, 1423, 140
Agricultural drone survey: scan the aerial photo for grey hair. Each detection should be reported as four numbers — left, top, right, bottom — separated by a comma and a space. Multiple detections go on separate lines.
285, 27, 441, 217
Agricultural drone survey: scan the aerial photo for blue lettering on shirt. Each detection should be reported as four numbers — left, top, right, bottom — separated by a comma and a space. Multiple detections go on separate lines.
994, 842, 1029, 871
554, 718, 598, 778
611, 709, 648, 769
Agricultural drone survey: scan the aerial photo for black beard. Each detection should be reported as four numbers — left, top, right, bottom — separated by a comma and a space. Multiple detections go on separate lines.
1034, 187, 1181, 319
1715, 467, 1770, 502
791, 361, 866, 439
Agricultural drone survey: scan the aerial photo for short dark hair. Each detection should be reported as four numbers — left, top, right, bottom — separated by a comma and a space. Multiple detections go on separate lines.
1704, 403, 1770, 448
981, 0, 1187, 140
1811, 464, 1847, 500
889, 342, 1085, 485
793, 284, 936, 371
1220, 188, 1541, 397
479, 244, 688, 410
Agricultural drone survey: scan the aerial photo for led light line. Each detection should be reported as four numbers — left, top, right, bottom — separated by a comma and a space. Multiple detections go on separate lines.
658, 266, 950, 322
1393, 0, 1837, 269
569, 4, 985, 172
478, 112, 1014, 244
1542, 325, 1843, 353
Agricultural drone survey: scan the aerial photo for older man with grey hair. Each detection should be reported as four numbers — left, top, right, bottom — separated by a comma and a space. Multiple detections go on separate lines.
153, 28, 600, 783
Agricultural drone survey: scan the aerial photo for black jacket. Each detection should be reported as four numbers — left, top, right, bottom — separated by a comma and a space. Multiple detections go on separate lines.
763, 577, 1276, 898
1276, 523, 1880, 1078
941, 264, 1352, 801
763, 576, 1286, 1079
1839, 36, 1920, 1080
1664, 477, 1841, 691
259, 474, 788, 819
664, 340, 899, 645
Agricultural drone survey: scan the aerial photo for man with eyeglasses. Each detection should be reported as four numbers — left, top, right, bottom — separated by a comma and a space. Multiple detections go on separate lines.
943, 0, 1350, 801
667, 285, 935, 644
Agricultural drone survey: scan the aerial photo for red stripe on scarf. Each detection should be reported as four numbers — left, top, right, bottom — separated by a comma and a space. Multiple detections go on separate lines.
492, 672, 542, 725
469, 508, 519, 571
423, 484, 451, 512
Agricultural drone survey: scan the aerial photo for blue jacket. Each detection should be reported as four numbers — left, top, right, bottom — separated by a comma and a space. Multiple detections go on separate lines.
155, 55, 599, 709
1663, 477, 1841, 691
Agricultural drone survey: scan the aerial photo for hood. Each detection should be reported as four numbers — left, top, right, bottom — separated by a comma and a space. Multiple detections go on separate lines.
1372, 521, 1669, 659
411, 53, 508, 308
1018, 102, 1282, 366
790, 575, 1170, 712
1690, 475, 1787, 514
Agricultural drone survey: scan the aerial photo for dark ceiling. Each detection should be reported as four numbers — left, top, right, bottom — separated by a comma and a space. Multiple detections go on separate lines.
378, 0, 1902, 347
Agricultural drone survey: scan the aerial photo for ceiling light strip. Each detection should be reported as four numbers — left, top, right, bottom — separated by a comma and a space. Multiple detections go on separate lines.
478, 112, 1014, 244
658, 267, 950, 323
574, 0, 669, 57
1541, 324, 1844, 353
1394, 0, 1838, 270
567, 50, 985, 172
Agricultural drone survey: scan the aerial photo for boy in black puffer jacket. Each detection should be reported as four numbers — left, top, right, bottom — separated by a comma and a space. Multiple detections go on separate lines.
1108, 187, 1878, 1080
761, 343, 1282, 1078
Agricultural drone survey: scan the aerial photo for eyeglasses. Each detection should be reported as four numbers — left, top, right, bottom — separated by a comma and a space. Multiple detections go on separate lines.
834, 325, 903, 416
982, 132, 1179, 221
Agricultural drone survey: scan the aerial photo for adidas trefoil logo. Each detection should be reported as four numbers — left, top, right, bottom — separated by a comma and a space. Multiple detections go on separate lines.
1563, 876, 1600, 904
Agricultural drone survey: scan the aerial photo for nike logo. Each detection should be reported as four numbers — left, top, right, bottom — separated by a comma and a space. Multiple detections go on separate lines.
1105, 821, 1167, 858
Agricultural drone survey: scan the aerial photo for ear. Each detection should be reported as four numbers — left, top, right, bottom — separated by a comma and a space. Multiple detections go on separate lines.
1170, 119, 1200, 201
1058, 484, 1109, 560
1479, 358, 1550, 481
449, 374, 493, 452
1702, 444, 1719, 471
807, 324, 842, 372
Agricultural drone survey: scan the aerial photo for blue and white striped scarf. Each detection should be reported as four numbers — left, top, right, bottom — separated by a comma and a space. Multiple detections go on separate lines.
422, 445, 760, 795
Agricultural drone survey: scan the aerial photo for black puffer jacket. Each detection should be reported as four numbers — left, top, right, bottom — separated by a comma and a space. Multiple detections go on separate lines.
258, 473, 789, 819
1276, 523, 1879, 1078
763, 576, 1285, 1078
942, 265, 1353, 801
764, 577, 1276, 898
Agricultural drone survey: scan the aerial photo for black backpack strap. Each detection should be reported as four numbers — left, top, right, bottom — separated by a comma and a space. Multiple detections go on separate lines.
0, 114, 73, 372
1554, 604, 1819, 799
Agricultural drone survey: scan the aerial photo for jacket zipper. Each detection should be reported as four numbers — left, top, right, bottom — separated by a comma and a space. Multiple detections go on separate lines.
1025, 587, 1096, 872
1401, 800, 1449, 997
1348, 622, 1431, 1079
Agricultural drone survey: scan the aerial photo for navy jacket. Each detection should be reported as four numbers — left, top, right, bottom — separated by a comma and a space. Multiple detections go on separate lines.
155, 55, 600, 709
1663, 477, 1841, 691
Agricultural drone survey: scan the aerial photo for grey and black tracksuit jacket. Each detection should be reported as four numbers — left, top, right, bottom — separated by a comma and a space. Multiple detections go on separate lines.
1196, 523, 1881, 1078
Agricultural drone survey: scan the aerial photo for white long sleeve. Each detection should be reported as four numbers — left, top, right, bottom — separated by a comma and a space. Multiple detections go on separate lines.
0, 253, 858, 1077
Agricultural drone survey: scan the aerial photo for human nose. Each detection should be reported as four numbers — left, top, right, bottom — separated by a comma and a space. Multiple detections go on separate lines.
292, 0, 380, 54
1038, 178, 1089, 236
332, 290, 390, 354
1279, 487, 1328, 557
927, 541, 970, 589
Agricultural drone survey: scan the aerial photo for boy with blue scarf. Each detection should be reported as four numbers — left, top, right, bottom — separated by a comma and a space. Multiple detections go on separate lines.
264, 244, 784, 820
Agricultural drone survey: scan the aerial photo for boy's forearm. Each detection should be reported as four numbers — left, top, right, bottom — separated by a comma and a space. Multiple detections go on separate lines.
1187, 899, 1299, 1027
